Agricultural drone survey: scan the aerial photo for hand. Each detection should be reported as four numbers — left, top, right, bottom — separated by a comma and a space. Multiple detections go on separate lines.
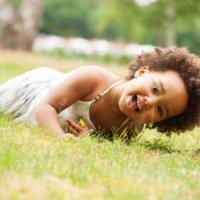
66, 119, 93, 137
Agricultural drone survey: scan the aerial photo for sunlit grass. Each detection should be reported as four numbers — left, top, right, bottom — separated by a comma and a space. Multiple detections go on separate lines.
0, 50, 199, 200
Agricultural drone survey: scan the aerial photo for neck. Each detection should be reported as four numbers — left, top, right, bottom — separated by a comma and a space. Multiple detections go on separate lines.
90, 79, 130, 131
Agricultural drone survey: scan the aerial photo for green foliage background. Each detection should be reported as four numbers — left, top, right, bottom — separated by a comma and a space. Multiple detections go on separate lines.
40, 0, 200, 54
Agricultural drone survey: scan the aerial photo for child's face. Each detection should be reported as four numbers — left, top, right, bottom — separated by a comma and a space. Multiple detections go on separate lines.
119, 67, 188, 124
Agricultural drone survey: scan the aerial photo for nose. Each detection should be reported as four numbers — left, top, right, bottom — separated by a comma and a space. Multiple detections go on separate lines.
137, 95, 154, 111
143, 96, 156, 110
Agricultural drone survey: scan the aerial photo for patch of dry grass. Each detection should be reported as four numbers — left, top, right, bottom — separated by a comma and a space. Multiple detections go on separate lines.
0, 50, 128, 76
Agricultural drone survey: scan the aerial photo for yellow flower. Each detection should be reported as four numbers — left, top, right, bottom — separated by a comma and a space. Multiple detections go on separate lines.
79, 118, 86, 127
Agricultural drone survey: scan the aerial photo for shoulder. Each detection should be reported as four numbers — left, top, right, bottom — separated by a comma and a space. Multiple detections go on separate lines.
64, 65, 119, 100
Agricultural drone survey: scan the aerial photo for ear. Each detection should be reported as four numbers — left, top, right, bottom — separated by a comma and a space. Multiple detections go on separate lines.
134, 66, 150, 78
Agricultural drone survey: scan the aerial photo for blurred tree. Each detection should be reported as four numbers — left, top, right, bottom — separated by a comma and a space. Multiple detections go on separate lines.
41, 0, 99, 38
96, 0, 200, 50
93, 0, 140, 40
0, 0, 43, 50
93, 0, 165, 45
5, 0, 197, 53
166, 0, 175, 46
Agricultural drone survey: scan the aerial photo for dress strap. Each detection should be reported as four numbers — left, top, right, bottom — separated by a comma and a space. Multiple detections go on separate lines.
91, 80, 122, 103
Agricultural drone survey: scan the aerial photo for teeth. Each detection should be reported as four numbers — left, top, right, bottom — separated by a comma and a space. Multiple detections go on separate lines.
131, 95, 139, 112
132, 95, 137, 101
136, 96, 141, 111
137, 99, 139, 108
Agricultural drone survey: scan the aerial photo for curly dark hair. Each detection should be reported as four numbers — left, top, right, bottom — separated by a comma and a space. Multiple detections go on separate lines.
127, 47, 200, 134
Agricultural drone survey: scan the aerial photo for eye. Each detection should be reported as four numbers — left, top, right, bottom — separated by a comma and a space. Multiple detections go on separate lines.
152, 81, 159, 94
157, 106, 163, 117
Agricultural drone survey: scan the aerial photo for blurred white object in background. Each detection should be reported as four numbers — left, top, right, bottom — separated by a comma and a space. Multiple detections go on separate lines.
32, 35, 65, 52
124, 44, 155, 57
91, 39, 115, 56
136, 0, 157, 6
65, 38, 93, 55
33, 34, 154, 57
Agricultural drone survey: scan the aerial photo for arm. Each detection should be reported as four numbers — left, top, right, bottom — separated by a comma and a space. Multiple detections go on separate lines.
35, 66, 104, 136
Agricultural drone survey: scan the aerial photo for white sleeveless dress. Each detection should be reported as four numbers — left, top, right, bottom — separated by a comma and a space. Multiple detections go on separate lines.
0, 67, 96, 131
0, 67, 143, 133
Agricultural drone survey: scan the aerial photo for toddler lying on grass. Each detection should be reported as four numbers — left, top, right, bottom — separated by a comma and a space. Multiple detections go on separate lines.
0, 47, 200, 140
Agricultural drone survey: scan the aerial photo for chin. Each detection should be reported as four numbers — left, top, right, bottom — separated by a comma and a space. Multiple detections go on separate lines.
118, 98, 134, 120
119, 94, 129, 110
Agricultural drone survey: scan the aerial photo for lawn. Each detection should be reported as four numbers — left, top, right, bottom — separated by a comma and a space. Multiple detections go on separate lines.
0, 50, 199, 200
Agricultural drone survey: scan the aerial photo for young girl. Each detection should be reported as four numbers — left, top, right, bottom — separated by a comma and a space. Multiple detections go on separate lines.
0, 47, 200, 139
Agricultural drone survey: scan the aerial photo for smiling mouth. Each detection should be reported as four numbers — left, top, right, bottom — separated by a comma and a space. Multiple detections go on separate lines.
128, 95, 141, 112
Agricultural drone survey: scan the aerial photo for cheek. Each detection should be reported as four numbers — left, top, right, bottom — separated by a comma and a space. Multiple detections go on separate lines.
134, 109, 156, 124
118, 94, 126, 112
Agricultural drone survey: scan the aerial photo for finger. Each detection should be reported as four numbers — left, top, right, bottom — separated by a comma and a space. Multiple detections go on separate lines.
66, 119, 89, 131
67, 119, 83, 132
68, 126, 79, 136
67, 123, 78, 136
78, 120, 90, 129
66, 119, 79, 131
66, 119, 90, 138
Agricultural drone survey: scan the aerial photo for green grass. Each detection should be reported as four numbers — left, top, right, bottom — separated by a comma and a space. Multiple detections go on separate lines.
0, 52, 200, 200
